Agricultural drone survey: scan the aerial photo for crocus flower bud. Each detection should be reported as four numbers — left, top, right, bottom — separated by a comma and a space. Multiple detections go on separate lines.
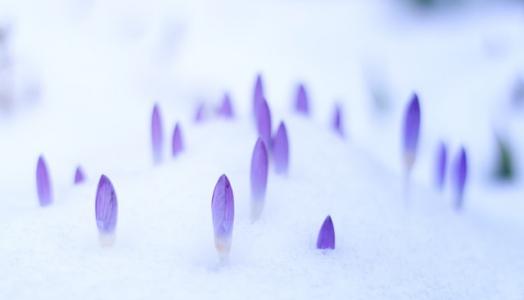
217, 93, 234, 118
253, 74, 264, 117
74, 166, 86, 185
332, 103, 344, 137
172, 122, 184, 157
151, 103, 164, 164
36, 155, 53, 207
255, 99, 272, 149
211, 174, 235, 261
317, 215, 335, 250
250, 138, 269, 222
402, 93, 421, 173
453, 147, 468, 211
294, 83, 310, 115
435, 142, 447, 190
95, 175, 118, 246
272, 121, 289, 174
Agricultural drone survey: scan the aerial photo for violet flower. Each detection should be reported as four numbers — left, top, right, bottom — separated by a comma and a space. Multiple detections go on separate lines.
217, 93, 234, 118
211, 174, 235, 260
317, 215, 335, 250
74, 166, 86, 184
294, 83, 310, 115
255, 99, 272, 149
95, 175, 118, 246
36, 155, 53, 207
172, 122, 184, 157
250, 138, 269, 221
402, 93, 421, 173
253, 74, 264, 117
435, 142, 447, 190
272, 121, 289, 174
332, 103, 344, 137
453, 147, 468, 211
151, 103, 164, 164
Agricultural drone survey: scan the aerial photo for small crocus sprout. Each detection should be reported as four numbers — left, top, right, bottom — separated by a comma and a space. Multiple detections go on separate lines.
402, 93, 421, 174
217, 93, 234, 118
194, 103, 206, 123
172, 122, 184, 157
317, 215, 335, 250
494, 135, 515, 181
211, 174, 235, 261
95, 175, 118, 246
272, 121, 289, 174
255, 99, 272, 149
294, 83, 310, 115
253, 74, 264, 117
332, 103, 344, 137
74, 166, 86, 185
453, 147, 468, 211
435, 142, 447, 190
250, 138, 269, 222
36, 155, 53, 207
151, 103, 164, 164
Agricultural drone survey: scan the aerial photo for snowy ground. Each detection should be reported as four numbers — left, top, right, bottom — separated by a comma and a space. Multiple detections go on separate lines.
0, 0, 523, 299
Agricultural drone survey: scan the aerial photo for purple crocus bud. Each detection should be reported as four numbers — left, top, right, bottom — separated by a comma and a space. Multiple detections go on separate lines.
217, 93, 234, 118
253, 74, 264, 117
211, 174, 235, 260
250, 138, 269, 221
332, 103, 344, 137
194, 103, 206, 123
36, 155, 53, 207
74, 166, 86, 184
402, 93, 421, 173
317, 215, 335, 250
95, 175, 118, 246
172, 122, 184, 157
272, 121, 289, 174
453, 147, 468, 211
255, 99, 272, 148
151, 103, 164, 164
294, 83, 310, 115
435, 142, 447, 190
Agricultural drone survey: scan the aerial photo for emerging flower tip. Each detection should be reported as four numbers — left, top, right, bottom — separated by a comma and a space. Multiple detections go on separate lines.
453, 147, 468, 211
435, 142, 447, 190
255, 99, 272, 149
95, 175, 118, 242
250, 138, 269, 221
36, 155, 53, 207
272, 121, 289, 174
212, 175, 235, 259
172, 122, 184, 157
194, 103, 206, 123
217, 93, 234, 118
74, 166, 86, 184
332, 103, 344, 137
253, 74, 264, 117
402, 93, 421, 172
151, 104, 164, 164
295, 83, 310, 115
317, 215, 335, 250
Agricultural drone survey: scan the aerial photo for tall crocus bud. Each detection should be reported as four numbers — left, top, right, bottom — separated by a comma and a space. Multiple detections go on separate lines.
253, 74, 264, 117
74, 166, 86, 184
317, 215, 335, 250
211, 174, 235, 261
453, 147, 468, 211
402, 93, 421, 174
332, 103, 344, 137
272, 121, 289, 174
151, 103, 163, 164
36, 155, 53, 207
172, 122, 184, 157
250, 138, 269, 222
95, 175, 118, 246
435, 142, 447, 190
255, 99, 272, 148
217, 93, 234, 118
294, 83, 310, 115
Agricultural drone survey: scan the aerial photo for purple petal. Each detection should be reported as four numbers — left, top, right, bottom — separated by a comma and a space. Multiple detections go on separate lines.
151, 104, 164, 164
272, 121, 289, 174
402, 93, 421, 172
74, 166, 86, 184
95, 175, 118, 238
250, 138, 269, 221
295, 83, 310, 115
194, 103, 206, 123
212, 174, 235, 258
217, 93, 234, 118
255, 99, 272, 148
317, 215, 335, 250
435, 142, 447, 190
453, 147, 468, 211
172, 122, 184, 157
253, 74, 264, 117
332, 103, 344, 137
36, 155, 53, 207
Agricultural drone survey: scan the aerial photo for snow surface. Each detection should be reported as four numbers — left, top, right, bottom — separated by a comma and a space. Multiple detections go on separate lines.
0, 0, 523, 299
